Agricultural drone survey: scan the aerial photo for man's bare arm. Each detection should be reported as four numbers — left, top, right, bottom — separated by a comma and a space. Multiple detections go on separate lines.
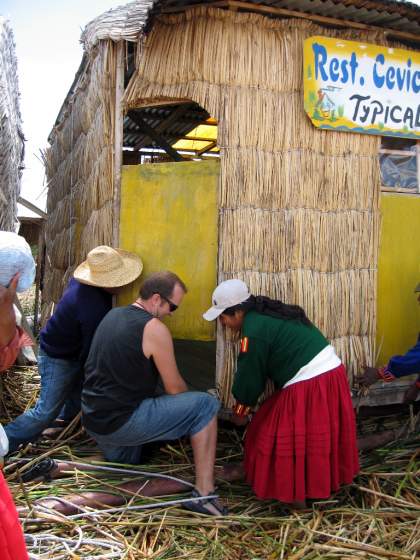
143, 319, 188, 394
0, 273, 19, 347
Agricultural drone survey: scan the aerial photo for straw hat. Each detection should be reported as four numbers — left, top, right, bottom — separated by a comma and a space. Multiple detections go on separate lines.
74, 246, 143, 288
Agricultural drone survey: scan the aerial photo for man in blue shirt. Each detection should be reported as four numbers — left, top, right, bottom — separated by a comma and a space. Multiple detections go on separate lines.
359, 282, 420, 403
5, 246, 142, 453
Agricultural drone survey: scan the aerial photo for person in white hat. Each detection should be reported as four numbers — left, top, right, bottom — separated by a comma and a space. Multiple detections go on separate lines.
0, 231, 35, 373
203, 279, 359, 507
5, 246, 142, 455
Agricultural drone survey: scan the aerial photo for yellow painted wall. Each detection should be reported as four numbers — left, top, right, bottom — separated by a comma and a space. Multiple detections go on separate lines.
118, 161, 219, 340
377, 194, 420, 366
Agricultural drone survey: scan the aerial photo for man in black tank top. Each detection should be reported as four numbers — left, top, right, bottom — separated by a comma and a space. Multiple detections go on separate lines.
82, 271, 225, 516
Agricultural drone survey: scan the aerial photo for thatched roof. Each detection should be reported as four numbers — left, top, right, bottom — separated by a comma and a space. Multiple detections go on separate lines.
0, 17, 24, 231
81, 0, 155, 52
79, 0, 420, 53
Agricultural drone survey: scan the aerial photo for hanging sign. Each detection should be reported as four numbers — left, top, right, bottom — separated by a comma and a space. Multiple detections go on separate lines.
303, 36, 420, 139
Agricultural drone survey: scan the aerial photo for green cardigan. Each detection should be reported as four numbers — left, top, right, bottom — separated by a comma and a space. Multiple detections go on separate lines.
232, 310, 329, 406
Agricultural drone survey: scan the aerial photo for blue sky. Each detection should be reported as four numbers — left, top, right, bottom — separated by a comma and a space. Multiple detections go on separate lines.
1, 0, 123, 211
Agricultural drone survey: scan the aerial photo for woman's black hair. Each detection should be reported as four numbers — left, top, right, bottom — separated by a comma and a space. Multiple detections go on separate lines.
222, 295, 312, 326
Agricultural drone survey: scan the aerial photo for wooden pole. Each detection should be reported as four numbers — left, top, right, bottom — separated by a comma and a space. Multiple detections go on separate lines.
112, 41, 125, 249
33, 225, 45, 337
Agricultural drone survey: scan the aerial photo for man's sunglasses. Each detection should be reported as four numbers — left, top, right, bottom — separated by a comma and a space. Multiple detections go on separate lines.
157, 293, 178, 312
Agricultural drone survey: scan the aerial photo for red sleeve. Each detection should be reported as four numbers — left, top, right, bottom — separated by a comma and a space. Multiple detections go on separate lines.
0, 471, 28, 559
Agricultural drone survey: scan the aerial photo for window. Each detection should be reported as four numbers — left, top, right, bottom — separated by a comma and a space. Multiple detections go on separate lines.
379, 138, 419, 194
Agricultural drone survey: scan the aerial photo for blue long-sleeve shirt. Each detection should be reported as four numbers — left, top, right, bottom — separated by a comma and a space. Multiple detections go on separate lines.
387, 334, 420, 378
40, 278, 112, 364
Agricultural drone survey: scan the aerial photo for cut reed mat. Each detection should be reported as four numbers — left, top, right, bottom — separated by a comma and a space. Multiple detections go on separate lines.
5, 420, 420, 560
1, 367, 418, 559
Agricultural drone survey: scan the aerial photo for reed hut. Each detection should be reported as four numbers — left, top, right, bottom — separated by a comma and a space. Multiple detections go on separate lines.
44, 0, 420, 405
0, 17, 24, 231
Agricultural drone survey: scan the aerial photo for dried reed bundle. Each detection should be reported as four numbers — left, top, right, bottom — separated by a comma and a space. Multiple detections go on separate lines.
79, 201, 113, 256
2, 373, 418, 560
43, 41, 117, 316
221, 148, 380, 211
0, 18, 23, 230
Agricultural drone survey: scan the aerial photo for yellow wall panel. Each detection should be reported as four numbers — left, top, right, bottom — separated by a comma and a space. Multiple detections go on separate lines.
377, 194, 420, 366
118, 161, 219, 340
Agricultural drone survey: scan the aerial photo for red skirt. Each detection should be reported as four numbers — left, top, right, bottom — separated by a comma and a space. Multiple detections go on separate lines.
244, 364, 359, 503
0, 471, 28, 560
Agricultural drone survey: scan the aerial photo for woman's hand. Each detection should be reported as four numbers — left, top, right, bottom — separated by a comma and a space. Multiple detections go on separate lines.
230, 413, 250, 427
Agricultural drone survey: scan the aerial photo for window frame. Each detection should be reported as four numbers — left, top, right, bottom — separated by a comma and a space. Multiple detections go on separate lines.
379, 139, 420, 195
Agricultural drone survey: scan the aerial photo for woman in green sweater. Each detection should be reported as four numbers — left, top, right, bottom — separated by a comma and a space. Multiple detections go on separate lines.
204, 279, 359, 505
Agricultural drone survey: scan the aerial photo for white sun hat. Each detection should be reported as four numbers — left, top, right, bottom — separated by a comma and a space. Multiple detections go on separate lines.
0, 231, 36, 292
203, 279, 251, 321
73, 245, 143, 288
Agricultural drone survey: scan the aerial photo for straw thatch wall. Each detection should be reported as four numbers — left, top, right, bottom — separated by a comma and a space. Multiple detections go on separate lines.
43, 2, 156, 319
0, 18, 24, 231
124, 6, 390, 402
43, 41, 118, 318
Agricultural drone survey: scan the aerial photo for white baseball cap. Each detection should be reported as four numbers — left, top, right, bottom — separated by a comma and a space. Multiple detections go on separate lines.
203, 279, 251, 321
0, 231, 36, 292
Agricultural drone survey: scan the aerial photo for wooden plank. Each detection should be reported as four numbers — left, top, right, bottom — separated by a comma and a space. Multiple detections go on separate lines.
113, 42, 125, 248
33, 226, 45, 337
129, 97, 191, 109
197, 140, 218, 156
161, 1, 229, 14
127, 111, 186, 161
133, 103, 191, 151
178, 135, 218, 142
381, 186, 418, 194
379, 149, 417, 157
17, 196, 47, 219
